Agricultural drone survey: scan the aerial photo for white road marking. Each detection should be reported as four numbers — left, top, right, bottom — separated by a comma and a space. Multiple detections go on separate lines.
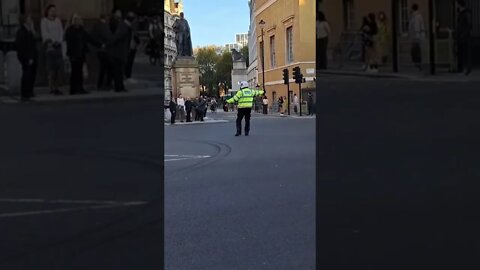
164, 155, 211, 162
0, 198, 148, 219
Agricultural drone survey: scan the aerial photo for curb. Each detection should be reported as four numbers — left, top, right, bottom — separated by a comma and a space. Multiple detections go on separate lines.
164, 120, 228, 126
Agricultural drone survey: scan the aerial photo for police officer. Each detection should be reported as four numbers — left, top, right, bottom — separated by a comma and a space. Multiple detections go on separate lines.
226, 81, 264, 136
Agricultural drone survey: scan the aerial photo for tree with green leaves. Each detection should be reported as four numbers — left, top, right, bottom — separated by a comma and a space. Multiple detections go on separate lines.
216, 50, 233, 91
195, 46, 220, 96
240, 45, 249, 67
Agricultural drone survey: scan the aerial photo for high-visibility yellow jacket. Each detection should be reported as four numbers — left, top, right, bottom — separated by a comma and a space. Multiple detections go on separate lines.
227, 87, 264, 108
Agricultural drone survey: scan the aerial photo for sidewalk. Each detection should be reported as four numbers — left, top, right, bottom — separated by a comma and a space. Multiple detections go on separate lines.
0, 79, 162, 105
318, 62, 480, 82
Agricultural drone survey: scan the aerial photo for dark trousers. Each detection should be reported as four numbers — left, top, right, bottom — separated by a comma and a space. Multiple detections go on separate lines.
308, 104, 313, 115
70, 57, 84, 94
236, 108, 252, 134
97, 52, 112, 89
125, 49, 136, 79
196, 109, 204, 121
112, 58, 126, 92
262, 104, 268, 114
21, 61, 37, 99
170, 110, 176, 124
411, 42, 422, 65
317, 37, 328, 70
186, 110, 192, 122
457, 39, 472, 73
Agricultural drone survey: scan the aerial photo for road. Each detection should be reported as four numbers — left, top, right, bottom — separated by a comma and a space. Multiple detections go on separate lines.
316, 76, 480, 269
165, 112, 316, 270
0, 99, 164, 269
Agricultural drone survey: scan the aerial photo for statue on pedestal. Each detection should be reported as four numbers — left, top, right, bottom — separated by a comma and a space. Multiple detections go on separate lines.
173, 12, 193, 57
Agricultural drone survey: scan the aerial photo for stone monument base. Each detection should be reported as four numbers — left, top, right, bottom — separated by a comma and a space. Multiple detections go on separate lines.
172, 56, 200, 99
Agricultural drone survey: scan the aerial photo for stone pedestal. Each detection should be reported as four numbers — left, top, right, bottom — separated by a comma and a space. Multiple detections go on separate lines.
172, 56, 200, 99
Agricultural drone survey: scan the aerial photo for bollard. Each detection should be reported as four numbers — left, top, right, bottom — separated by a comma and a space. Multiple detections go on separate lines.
6, 51, 22, 95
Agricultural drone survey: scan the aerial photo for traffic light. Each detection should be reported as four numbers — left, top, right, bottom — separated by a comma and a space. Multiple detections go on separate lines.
283, 68, 289, 85
293, 66, 303, 84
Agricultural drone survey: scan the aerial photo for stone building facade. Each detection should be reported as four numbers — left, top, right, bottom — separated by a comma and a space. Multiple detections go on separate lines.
164, 0, 182, 102
254, 0, 316, 103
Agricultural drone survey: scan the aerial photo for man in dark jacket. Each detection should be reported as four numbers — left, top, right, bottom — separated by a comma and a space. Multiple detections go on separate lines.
125, 12, 140, 79
106, 9, 132, 92
456, 0, 473, 75
65, 15, 101, 95
92, 14, 113, 90
15, 14, 38, 102
169, 99, 177, 124
197, 96, 206, 122
185, 97, 193, 122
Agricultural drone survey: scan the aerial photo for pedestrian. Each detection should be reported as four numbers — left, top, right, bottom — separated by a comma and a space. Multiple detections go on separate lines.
92, 13, 113, 91
226, 81, 264, 136
363, 13, 379, 72
65, 14, 100, 95
278, 96, 284, 113
409, 4, 426, 71
210, 98, 217, 113
456, 0, 473, 75
15, 14, 38, 102
293, 93, 299, 114
148, 13, 163, 61
262, 95, 268, 114
185, 97, 193, 122
177, 94, 186, 122
125, 12, 140, 80
106, 9, 132, 92
377, 12, 390, 65
169, 98, 177, 124
316, 11, 330, 70
283, 96, 288, 115
197, 96, 206, 122
307, 92, 314, 116
193, 97, 199, 121
41, 4, 64, 95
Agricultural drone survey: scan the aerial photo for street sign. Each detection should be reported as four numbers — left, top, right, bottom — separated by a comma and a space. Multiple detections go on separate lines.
306, 68, 315, 74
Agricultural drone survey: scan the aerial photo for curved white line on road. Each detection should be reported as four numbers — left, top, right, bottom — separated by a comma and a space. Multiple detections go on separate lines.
0, 199, 148, 219
165, 155, 211, 162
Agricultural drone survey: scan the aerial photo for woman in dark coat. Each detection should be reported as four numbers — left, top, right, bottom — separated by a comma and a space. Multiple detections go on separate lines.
15, 14, 38, 102
64, 14, 101, 95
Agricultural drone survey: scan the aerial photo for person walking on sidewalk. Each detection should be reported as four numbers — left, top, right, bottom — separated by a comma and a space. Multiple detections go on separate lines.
278, 96, 284, 113
185, 97, 193, 122
409, 4, 426, 71
65, 14, 101, 95
41, 4, 64, 95
293, 93, 299, 114
307, 92, 314, 116
177, 94, 186, 122
125, 12, 140, 80
226, 81, 264, 136
377, 12, 391, 65
456, 0, 473, 75
92, 14, 113, 90
169, 99, 177, 125
362, 13, 379, 73
106, 9, 132, 92
16, 14, 38, 102
197, 96, 206, 122
262, 95, 268, 114
316, 11, 330, 70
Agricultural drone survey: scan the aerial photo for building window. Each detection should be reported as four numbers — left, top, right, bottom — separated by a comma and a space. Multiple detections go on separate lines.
400, 0, 409, 33
270, 35, 276, 68
286, 27, 293, 64
342, 0, 355, 30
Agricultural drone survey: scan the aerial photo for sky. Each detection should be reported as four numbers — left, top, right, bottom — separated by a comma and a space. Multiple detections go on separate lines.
183, 0, 250, 48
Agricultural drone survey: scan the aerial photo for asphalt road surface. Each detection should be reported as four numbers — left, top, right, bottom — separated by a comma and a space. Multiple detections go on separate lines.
0, 99, 163, 269
316, 77, 480, 269
165, 113, 316, 270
